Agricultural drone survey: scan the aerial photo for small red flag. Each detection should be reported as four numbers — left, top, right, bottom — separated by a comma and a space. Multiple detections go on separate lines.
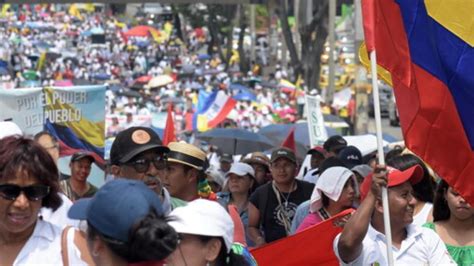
361, 0, 376, 52
163, 104, 176, 145
251, 209, 353, 265
281, 127, 296, 153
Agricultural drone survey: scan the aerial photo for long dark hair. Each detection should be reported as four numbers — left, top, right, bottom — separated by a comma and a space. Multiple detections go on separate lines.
0, 136, 62, 210
432, 180, 450, 222
87, 209, 178, 263
386, 154, 435, 203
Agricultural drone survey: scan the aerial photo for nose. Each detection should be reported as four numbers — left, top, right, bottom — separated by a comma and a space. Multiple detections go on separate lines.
12, 192, 30, 209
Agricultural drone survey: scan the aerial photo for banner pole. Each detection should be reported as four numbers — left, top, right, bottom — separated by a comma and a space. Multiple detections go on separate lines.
369, 50, 394, 266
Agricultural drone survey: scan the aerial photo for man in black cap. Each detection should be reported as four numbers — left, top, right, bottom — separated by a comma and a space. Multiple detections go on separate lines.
248, 147, 314, 247
219, 153, 233, 176
109, 126, 172, 212
323, 135, 348, 157
60, 151, 97, 201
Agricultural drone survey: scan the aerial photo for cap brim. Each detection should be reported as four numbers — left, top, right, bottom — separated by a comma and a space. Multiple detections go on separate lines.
271, 155, 296, 163
74, 154, 95, 163
67, 198, 92, 220
389, 165, 424, 187
119, 144, 170, 163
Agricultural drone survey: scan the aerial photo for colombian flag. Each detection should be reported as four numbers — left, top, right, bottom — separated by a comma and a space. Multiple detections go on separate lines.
362, 0, 474, 205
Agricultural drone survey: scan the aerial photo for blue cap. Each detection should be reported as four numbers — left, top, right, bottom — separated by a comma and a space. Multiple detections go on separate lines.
338, 145, 362, 169
68, 179, 163, 243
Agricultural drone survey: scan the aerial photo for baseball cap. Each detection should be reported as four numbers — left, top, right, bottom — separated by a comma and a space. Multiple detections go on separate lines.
168, 199, 234, 252
307, 146, 326, 156
0, 121, 22, 139
71, 151, 95, 163
338, 145, 362, 169
271, 147, 296, 163
323, 135, 347, 153
310, 166, 355, 212
359, 165, 424, 200
110, 126, 170, 165
68, 179, 163, 243
351, 164, 372, 179
220, 153, 234, 163
226, 162, 255, 179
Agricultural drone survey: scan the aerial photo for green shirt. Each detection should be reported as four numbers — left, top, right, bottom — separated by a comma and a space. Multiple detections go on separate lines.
170, 197, 188, 209
423, 222, 474, 266
60, 179, 98, 201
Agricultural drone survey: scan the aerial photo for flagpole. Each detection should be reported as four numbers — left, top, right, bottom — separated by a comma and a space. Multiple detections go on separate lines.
369, 50, 394, 266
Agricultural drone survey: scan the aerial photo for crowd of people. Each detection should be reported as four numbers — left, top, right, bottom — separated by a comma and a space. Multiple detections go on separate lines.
1, 120, 472, 265
0, 4, 472, 266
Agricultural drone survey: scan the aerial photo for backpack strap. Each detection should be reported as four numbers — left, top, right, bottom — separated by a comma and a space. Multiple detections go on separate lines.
61, 226, 71, 266
258, 183, 270, 227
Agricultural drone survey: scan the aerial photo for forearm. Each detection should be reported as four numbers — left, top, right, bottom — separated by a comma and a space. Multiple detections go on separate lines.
337, 192, 376, 262
248, 226, 266, 247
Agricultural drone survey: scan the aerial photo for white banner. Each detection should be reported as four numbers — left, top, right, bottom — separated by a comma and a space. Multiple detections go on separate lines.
305, 95, 328, 146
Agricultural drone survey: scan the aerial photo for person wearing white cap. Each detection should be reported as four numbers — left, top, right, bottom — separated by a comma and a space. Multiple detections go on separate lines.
167, 199, 252, 266
217, 162, 256, 246
296, 167, 357, 233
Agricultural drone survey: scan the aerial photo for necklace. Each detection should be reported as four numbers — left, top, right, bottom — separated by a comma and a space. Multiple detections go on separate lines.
272, 181, 296, 208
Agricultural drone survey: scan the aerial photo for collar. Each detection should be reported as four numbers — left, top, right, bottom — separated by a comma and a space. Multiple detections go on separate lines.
367, 223, 423, 242
32, 219, 57, 242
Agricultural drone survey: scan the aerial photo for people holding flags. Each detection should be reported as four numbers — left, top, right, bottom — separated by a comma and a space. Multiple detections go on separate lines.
334, 165, 456, 265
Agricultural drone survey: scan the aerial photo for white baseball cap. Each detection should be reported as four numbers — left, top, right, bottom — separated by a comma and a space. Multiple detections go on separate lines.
0, 121, 23, 139
168, 199, 234, 252
225, 162, 255, 179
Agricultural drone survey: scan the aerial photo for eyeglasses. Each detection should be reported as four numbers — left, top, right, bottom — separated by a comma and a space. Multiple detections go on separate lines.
0, 184, 50, 201
125, 156, 167, 173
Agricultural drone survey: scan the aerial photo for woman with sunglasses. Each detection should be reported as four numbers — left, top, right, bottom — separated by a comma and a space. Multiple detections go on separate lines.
0, 136, 88, 265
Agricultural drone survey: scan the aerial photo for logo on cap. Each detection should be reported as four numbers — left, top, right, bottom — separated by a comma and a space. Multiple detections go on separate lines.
277, 150, 288, 155
131, 130, 151, 144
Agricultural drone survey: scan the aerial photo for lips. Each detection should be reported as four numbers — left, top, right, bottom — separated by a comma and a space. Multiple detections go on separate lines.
8, 213, 31, 225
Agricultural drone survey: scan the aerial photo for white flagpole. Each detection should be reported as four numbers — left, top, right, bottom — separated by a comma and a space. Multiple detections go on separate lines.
369, 50, 394, 265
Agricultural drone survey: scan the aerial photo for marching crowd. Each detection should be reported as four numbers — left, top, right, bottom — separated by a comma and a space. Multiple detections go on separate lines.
1, 120, 472, 265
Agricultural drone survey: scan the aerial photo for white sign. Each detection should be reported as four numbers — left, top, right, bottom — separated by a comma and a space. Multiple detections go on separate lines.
305, 95, 328, 146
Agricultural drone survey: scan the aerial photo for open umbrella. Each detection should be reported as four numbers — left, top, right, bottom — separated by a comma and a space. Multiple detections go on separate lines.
92, 73, 111, 81
259, 122, 338, 158
196, 128, 274, 155
147, 74, 174, 89
0, 67, 9, 76
233, 91, 256, 102
22, 70, 39, 80
135, 75, 152, 84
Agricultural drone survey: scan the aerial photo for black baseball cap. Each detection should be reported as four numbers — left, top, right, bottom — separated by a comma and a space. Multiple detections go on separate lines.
338, 145, 362, 169
71, 151, 95, 163
323, 135, 347, 154
110, 127, 170, 165
220, 153, 233, 163
271, 147, 296, 163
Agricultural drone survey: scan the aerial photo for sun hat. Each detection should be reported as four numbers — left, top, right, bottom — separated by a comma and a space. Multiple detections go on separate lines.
68, 179, 163, 243
310, 166, 356, 212
168, 199, 234, 252
167, 142, 207, 170
242, 152, 270, 169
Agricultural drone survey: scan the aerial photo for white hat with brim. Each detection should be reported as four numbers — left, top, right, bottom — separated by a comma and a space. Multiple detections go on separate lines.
168, 199, 234, 252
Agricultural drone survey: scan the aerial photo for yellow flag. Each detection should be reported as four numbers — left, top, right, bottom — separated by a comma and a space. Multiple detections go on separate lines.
68, 4, 83, 20
197, 115, 209, 132
37, 52, 46, 71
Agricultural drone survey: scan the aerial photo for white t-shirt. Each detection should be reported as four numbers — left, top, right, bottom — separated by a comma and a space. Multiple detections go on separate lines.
333, 223, 456, 266
39, 193, 80, 229
13, 219, 87, 265
412, 202, 433, 227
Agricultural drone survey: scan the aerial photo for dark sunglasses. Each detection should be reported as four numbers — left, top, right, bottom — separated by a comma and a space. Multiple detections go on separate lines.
0, 184, 50, 201
125, 156, 167, 173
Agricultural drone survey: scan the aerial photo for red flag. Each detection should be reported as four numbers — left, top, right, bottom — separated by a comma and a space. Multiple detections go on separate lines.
281, 127, 296, 153
361, 0, 375, 52
163, 104, 176, 145
251, 209, 352, 265
228, 205, 247, 246
361, 0, 474, 205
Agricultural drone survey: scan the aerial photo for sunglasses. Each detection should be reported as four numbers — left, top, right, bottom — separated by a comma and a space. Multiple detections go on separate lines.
125, 156, 167, 173
0, 184, 50, 201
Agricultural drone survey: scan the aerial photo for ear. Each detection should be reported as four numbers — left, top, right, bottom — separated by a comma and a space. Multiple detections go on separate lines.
110, 165, 121, 176
204, 238, 222, 262
187, 168, 198, 184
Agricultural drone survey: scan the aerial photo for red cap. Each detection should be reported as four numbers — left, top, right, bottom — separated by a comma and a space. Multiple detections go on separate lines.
359, 165, 424, 200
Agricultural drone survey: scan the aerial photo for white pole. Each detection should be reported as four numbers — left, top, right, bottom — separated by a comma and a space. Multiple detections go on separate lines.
369, 50, 394, 266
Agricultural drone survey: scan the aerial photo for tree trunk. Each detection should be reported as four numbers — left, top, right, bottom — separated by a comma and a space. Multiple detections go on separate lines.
238, 5, 250, 73
276, 0, 303, 80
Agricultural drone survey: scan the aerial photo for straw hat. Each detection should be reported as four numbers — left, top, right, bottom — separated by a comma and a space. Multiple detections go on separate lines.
242, 152, 270, 170
167, 142, 207, 170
